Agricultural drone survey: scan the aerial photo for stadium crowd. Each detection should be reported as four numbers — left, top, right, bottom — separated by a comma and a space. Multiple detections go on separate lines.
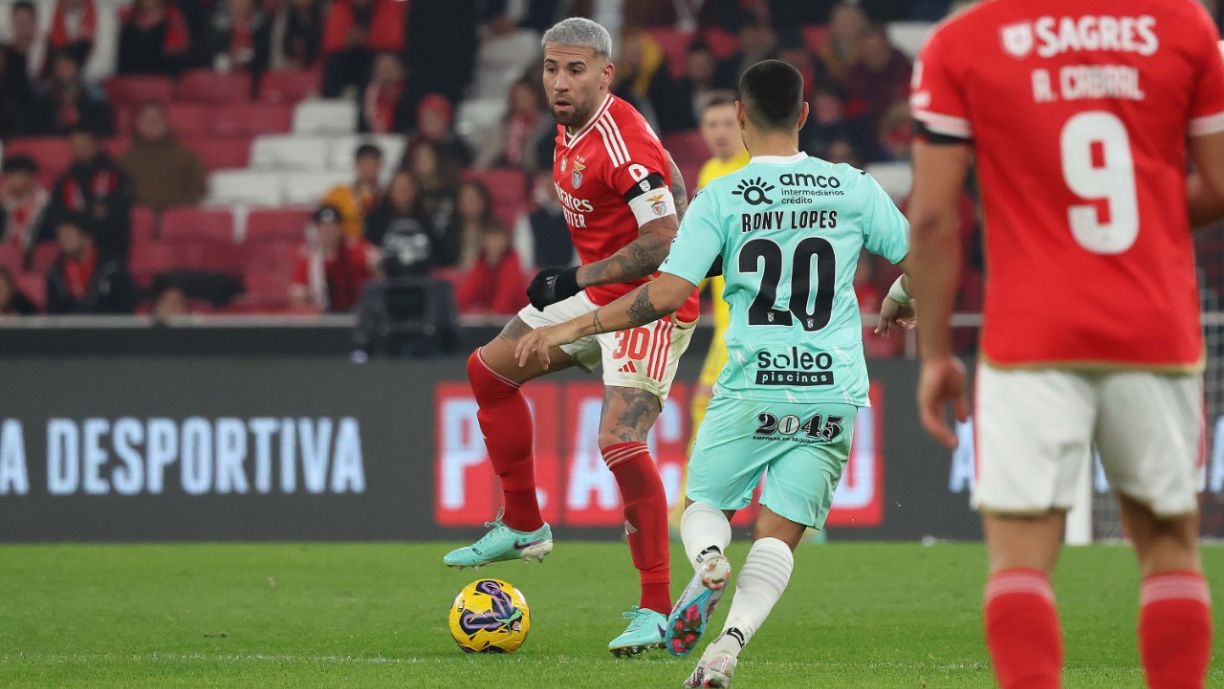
0, 0, 1215, 349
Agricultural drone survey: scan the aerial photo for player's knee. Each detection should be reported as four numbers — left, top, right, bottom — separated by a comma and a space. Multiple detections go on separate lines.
467, 348, 517, 401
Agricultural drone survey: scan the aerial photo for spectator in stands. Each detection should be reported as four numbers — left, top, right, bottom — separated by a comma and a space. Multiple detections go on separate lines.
40, 125, 136, 258
407, 141, 459, 244
358, 53, 410, 134
118, 0, 192, 76
475, 77, 549, 170
270, 0, 324, 70
321, 0, 407, 98
514, 170, 573, 271
28, 50, 116, 137
0, 266, 37, 315
819, 3, 869, 82
412, 94, 472, 172
47, 0, 98, 70
368, 170, 437, 277
877, 102, 913, 162
290, 204, 378, 313
456, 224, 525, 316
0, 50, 18, 136
714, 22, 776, 89
2, 1, 41, 97
843, 26, 912, 136
149, 281, 189, 321
121, 102, 207, 210
322, 143, 383, 240
660, 42, 718, 133
444, 179, 502, 271
45, 216, 137, 314
826, 139, 864, 168
801, 82, 862, 161
610, 29, 669, 127
0, 155, 49, 263
695, 92, 749, 191
404, 0, 476, 107
207, 0, 272, 75
775, 31, 821, 100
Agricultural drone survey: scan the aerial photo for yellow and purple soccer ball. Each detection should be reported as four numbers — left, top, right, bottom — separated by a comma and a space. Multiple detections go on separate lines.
448, 578, 531, 653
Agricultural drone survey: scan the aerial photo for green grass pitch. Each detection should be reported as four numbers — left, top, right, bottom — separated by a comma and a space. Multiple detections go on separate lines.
2, 542, 1223, 688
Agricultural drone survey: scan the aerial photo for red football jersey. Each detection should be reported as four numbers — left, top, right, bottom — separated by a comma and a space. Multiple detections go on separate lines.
912, 0, 1224, 369
552, 94, 700, 323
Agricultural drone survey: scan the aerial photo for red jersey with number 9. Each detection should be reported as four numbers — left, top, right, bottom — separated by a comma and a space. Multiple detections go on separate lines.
552, 93, 700, 323
912, 0, 1224, 369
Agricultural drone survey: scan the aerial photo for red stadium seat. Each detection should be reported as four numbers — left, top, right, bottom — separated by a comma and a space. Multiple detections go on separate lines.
702, 28, 739, 59
184, 136, 251, 171
5, 138, 72, 178
259, 68, 320, 105
30, 243, 59, 274
211, 103, 293, 136
131, 206, 158, 244
166, 104, 212, 137
243, 240, 297, 301
105, 76, 175, 106
159, 207, 236, 243
12, 270, 45, 310
649, 28, 695, 79
465, 168, 527, 227
801, 25, 830, 53
246, 209, 310, 243
129, 242, 178, 286
177, 70, 253, 104
661, 130, 709, 191
174, 240, 245, 274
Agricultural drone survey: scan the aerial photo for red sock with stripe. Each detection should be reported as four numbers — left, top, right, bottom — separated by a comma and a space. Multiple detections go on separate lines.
466, 349, 543, 532
603, 441, 671, 614
1139, 571, 1212, 689
983, 568, 1062, 689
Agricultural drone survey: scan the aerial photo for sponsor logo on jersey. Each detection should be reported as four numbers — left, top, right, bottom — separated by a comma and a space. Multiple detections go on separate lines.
753, 410, 845, 444
753, 347, 835, 386
1000, 16, 1159, 60
779, 173, 846, 201
732, 177, 775, 206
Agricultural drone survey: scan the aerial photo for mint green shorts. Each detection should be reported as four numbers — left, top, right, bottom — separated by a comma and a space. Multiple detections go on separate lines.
685, 396, 858, 530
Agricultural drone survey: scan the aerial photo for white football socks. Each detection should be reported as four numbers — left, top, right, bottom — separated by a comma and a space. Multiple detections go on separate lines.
718, 536, 794, 654
681, 501, 732, 569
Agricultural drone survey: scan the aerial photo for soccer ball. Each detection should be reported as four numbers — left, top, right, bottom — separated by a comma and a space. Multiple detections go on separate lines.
449, 578, 531, 653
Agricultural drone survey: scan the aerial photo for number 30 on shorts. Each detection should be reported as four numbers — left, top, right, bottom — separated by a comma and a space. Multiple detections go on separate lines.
755, 413, 843, 441
610, 327, 651, 359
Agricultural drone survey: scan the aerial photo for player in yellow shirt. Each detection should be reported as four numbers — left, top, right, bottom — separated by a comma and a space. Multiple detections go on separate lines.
670, 91, 749, 533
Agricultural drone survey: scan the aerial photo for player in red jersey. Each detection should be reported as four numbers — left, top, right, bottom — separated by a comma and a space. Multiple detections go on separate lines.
443, 17, 699, 656
901, 1, 1224, 688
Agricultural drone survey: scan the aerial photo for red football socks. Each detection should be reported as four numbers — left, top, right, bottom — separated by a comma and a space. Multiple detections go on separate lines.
1139, 571, 1212, 689
603, 441, 671, 614
466, 349, 543, 532
984, 568, 1063, 689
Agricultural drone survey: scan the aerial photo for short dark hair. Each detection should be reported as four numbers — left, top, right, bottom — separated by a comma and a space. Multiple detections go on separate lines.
699, 90, 738, 114
738, 59, 804, 132
2, 155, 38, 175
67, 123, 100, 139
58, 214, 92, 235
12, 1, 35, 16
355, 143, 383, 161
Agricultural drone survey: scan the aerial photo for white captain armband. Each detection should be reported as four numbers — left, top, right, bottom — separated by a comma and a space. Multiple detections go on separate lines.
623, 172, 676, 227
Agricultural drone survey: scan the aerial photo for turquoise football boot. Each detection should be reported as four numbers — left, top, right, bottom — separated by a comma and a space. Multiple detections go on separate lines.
608, 606, 667, 657
442, 514, 553, 569
666, 552, 732, 657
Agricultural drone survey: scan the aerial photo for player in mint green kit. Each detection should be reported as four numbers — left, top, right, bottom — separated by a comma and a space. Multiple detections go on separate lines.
513, 60, 912, 689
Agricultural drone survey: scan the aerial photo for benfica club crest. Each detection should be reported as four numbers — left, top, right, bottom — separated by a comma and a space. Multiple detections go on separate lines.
571, 159, 587, 189
647, 192, 667, 216
1000, 21, 1033, 59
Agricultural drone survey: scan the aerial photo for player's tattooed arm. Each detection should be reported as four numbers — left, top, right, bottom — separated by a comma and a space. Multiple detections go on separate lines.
575, 219, 677, 288
667, 152, 688, 221
513, 274, 696, 369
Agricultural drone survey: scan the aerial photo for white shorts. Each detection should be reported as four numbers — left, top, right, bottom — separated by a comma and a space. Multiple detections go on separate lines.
973, 363, 1205, 517
516, 291, 696, 403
